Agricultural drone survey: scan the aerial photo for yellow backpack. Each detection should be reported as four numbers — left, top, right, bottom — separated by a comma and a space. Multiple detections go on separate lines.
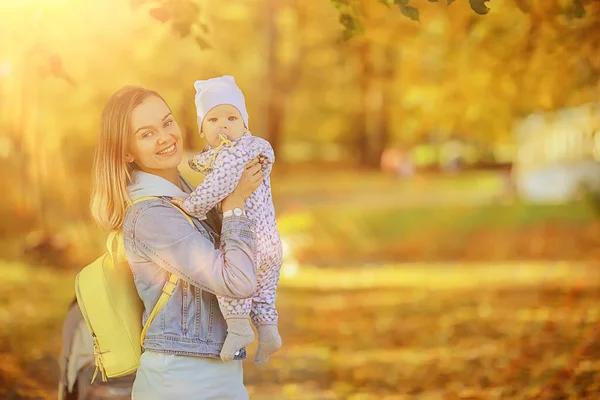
75, 197, 194, 383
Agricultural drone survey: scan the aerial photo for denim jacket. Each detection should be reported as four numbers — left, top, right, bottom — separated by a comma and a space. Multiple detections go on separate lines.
122, 171, 257, 360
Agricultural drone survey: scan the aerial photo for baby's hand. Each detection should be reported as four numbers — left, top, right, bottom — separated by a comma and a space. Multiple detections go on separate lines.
170, 197, 186, 209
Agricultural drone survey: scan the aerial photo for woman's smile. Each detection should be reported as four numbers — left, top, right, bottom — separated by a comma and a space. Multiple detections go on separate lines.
156, 142, 177, 156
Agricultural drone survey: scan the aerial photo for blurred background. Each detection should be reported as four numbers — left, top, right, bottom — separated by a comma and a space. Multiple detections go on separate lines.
2, 0, 600, 398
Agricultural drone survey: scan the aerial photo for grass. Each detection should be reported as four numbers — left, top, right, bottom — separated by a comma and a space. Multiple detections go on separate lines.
248, 263, 600, 399
181, 163, 504, 198
3, 168, 600, 398
182, 166, 507, 211
277, 262, 600, 291
277, 201, 600, 265
6, 167, 597, 267
3, 259, 600, 399
269, 168, 504, 198
0, 262, 77, 358
0, 261, 77, 399
280, 201, 595, 236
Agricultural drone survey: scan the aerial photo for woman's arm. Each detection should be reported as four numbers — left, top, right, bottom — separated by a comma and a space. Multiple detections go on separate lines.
132, 202, 257, 299
133, 160, 263, 299
182, 146, 247, 219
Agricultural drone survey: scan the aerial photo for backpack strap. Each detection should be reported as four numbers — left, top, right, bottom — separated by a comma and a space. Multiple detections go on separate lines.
140, 273, 179, 344
132, 195, 195, 225
108, 196, 197, 346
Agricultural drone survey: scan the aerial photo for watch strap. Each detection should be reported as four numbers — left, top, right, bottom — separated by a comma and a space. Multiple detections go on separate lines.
223, 208, 246, 217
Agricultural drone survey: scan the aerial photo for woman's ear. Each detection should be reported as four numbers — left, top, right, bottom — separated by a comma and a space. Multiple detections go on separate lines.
125, 153, 134, 163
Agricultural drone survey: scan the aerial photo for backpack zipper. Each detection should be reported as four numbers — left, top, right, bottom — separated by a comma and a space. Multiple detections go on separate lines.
75, 265, 109, 383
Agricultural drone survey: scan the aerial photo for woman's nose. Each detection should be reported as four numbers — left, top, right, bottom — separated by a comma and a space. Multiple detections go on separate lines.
157, 129, 170, 143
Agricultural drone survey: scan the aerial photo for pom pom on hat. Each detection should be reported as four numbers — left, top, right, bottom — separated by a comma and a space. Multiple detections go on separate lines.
194, 75, 249, 129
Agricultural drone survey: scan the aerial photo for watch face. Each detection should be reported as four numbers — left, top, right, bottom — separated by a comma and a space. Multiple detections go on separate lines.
234, 208, 243, 217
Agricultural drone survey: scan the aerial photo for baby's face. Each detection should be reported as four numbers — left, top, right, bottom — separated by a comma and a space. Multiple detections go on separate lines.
200, 104, 246, 148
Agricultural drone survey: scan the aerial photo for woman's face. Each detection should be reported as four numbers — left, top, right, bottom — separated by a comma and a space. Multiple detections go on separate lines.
127, 96, 183, 173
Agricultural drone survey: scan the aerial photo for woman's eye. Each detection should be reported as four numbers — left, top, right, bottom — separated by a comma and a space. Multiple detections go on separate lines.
228, 116, 237, 121
164, 120, 173, 127
209, 118, 217, 122
142, 131, 153, 139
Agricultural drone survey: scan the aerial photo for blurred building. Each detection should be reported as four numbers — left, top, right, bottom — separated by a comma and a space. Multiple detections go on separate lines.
513, 102, 600, 202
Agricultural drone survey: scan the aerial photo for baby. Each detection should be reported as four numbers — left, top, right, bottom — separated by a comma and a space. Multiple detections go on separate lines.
175, 75, 282, 366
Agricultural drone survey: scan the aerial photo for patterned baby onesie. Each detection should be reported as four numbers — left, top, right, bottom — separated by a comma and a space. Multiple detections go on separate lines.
183, 132, 283, 328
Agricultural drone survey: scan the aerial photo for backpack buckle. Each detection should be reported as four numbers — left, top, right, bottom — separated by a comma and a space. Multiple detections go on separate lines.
162, 280, 177, 296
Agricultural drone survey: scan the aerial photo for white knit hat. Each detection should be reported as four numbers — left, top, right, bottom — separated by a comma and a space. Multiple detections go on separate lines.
194, 75, 249, 129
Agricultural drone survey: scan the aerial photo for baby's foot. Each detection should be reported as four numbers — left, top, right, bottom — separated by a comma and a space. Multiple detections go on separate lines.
220, 318, 255, 362
254, 325, 282, 366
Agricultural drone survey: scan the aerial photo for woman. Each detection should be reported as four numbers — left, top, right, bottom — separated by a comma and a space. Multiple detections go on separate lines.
90, 86, 262, 399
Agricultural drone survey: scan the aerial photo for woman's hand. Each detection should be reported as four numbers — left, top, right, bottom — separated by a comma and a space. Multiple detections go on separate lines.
222, 157, 263, 212
170, 197, 186, 209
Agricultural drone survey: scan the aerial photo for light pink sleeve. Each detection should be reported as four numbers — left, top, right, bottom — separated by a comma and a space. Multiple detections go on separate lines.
182, 137, 259, 219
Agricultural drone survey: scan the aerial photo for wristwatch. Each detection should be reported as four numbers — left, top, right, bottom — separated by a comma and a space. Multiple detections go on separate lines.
223, 207, 246, 217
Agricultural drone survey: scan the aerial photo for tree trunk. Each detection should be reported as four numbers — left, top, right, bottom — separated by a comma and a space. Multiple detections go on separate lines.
381, 42, 399, 153
265, 0, 284, 160
355, 39, 388, 169
181, 91, 196, 150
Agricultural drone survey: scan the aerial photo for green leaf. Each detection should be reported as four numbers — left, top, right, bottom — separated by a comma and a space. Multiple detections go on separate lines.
428, 0, 439, 2
398, 4, 420, 21
573, 0, 585, 18
469, 0, 491, 15
394, 0, 409, 6
562, 0, 586, 19
447, 0, 455, 4
339, 12, 355, 30
337, 10, 364, 40
331, 0, 349, 10
194, 35, 212, 50
513, 0, 530, 13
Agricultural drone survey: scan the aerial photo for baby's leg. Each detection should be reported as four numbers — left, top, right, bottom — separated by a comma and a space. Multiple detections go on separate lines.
251, 249, 283, 366
217, 296, 254, 362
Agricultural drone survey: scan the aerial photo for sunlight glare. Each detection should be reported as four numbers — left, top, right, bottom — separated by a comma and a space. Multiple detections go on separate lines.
280, 236, 300, 279
0, 61, 12, 78
281, 259, 300, 279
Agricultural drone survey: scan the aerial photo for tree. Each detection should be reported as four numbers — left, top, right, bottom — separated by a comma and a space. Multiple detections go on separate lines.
333, 0, 493, 40
332, 0, 589, 39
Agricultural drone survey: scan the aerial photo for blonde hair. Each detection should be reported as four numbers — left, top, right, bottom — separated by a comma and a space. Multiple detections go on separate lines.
90, 86, 168, 231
